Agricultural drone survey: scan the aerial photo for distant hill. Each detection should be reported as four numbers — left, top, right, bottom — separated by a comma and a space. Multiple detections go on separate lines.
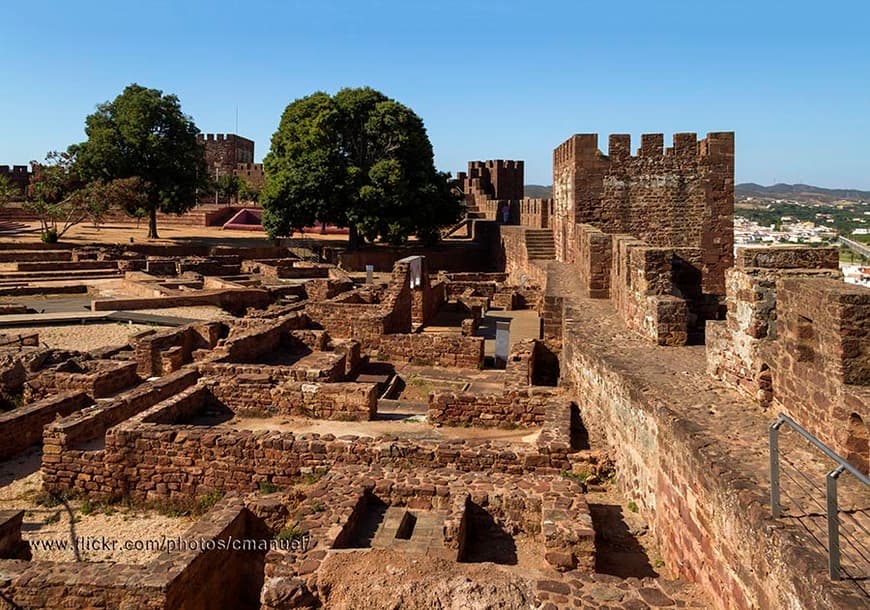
736, 183, 870, 202
524, 184, 552, 199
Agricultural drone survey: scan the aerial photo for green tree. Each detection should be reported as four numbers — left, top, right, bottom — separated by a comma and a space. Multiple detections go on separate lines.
214, 173, 241, 204
72, 83, 208, 239
238, 177, 261, 203
24, 151, 145, 242
0, 174, 14, 207
262, 87, 461, 248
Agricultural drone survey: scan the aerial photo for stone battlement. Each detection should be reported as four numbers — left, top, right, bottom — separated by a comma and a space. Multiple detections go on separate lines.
553, 132, 734, 163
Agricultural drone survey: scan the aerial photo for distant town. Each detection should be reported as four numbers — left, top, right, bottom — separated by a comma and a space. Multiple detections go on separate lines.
734, 190, 870, 286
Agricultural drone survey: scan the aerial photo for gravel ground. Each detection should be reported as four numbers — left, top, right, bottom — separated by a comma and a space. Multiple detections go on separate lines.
134, 306, 235, 320
0, 322, 154, 352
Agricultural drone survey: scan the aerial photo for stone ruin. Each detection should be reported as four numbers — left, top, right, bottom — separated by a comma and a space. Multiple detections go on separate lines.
0, 130, 866, 610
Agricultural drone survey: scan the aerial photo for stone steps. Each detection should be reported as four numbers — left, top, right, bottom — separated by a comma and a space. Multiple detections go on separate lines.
526, 229, 556, 260
370, 507, 448, 553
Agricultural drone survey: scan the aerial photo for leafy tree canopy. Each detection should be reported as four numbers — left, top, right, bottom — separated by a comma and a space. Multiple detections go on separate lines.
72, 83, 208, 238
25, 151, 145, 242
261, 87, 461, 247
0, 174, 15, 207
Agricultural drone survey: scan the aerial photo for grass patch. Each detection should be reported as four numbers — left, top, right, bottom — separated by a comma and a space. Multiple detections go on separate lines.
299, 468, 328, 485
259, 479, 280, 494
151, 490, 225, 518
276, 523, 305, 541
627, 501, 639, 513
561, 470, 591, 483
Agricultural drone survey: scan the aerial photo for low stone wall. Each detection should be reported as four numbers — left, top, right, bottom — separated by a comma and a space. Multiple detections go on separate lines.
135, 322, 225, 376
325, 242, 491, 273
427, 388, 555, 428
374, 334, 484, 368
303, 278, 353, 301
91, 288, 273, 314
504, 338, 535, 389
242, 259, 332, 279
45, 410, 605, 502
42, 370, 200, 495
205, 375, 377, 420
0, 391, 93, 460
260, 464, 594, 607
0, 498, 270, 610
27, 360, 139, 400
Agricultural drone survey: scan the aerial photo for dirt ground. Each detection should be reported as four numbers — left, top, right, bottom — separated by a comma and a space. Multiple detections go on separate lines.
198, 413, 541, 445
1, 322, 154, 351
0, 220, 352, 247
317, 549, 538, 610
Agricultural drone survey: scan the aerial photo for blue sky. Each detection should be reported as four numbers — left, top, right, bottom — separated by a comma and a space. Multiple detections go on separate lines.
1, 1, 868, 188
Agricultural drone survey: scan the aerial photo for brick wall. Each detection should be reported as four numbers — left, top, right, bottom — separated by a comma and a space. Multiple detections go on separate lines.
706, 246, 841, 404
374, 334, 484, 368
26, 361, 139, 400
0, 392, 92, 460
44, 394, 605, 501
92, 288, 273, 314
574, 224, 612, 298
609, 235, 695, 346
204, 375, 377, 420
305, 259, 414, 349
765, 277, 870, 472
41, 370, 200, 495
135, 322, 226, 376
427, 389, 556, 427
0, 499, 269, 610
552, 132, 733, 295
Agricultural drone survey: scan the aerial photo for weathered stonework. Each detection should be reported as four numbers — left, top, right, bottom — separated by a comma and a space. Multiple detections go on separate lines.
706, 246, 842, 404
552, 132, 734, 296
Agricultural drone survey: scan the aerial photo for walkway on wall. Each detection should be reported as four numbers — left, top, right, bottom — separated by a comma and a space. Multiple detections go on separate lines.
557, 265, 869, 607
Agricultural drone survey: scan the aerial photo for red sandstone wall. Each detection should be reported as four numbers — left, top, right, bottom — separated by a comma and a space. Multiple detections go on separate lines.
374, 334, 484, 369
561, 314, 861, 609
706, 247, 841, 405
0, 392, 92, 460
609, 236, 694, 346
553, 132, 734, 295
427, 389, 554, 427
766, 277, 870, 472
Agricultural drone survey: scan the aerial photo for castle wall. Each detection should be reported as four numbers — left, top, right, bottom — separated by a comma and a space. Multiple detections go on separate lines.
0, 164, 30, 197
561, 296, 865, 610
765, 277, 870, 472
553, 132, 734, 295
706, 247, 841, 404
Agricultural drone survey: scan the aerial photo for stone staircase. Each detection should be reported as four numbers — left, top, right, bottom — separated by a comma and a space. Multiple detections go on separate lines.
525, 228, 555, 260
370, 507, 449, 555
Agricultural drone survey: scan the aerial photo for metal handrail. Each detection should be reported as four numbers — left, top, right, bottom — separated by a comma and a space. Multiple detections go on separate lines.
770, 412, 870, 581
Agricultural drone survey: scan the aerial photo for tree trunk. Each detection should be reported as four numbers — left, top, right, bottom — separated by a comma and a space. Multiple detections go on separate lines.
148, 208, 159, 239
348, 224, 360, 251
